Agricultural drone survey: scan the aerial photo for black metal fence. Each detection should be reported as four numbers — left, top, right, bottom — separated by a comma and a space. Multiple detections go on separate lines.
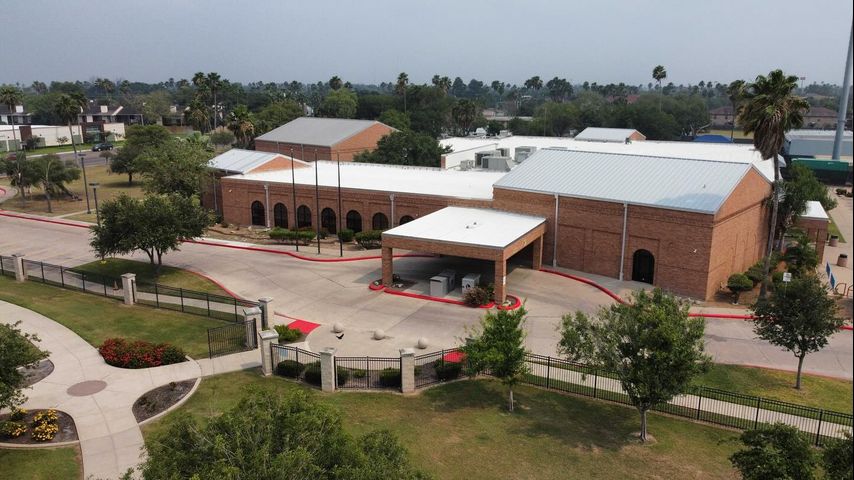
415, 348, 465, 388
207, 319, 258, 358
1, 255, 259, 323
270, 344, 321, 387
335, 356, 402, 390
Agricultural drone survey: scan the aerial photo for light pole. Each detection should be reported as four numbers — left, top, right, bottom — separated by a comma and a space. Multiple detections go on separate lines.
89, 182, 100, 226
78, 152, 91, 214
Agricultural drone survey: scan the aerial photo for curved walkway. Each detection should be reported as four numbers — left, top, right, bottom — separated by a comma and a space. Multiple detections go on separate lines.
1, 300, 258, 479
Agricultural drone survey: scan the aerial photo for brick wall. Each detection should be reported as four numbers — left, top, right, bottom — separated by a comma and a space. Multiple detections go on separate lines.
332, 123, 395, 160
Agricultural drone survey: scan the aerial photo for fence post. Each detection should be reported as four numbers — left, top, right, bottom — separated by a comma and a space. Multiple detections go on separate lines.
258, 297, 273, 329
815, 410, 824, 446
243, 307, 262, 348
12, 254, 26, 282
546, 356, 551, 389
593, 369, 598, 399
40, 262, 45, 283
154, 283, 160, 307
320, 347, 337, 393
60, 267, 65, 288
696, 390, 703, 420
259, 330, 279, 376
179, 287, 185, 312
400, 348, 415, 394
206, 293, 211, 317
754, 397, 762, 429
121, 273, 136, 305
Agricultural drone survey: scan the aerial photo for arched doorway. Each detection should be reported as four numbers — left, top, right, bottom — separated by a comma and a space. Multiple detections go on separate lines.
632, 249, 655, 284
399, 215, 414, 225
251, 201, 265, 226
346, 210, 362, 232
372, 212, 389, 231
297, 205, 312, 228
273, 203, 287, 228
321, 208, 337, 234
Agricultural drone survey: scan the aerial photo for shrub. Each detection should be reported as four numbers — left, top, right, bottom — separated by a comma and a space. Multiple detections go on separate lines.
317, 228, 329, 240
0, 420, 27, 439
336, 367, 350, 387
274, 325, 302, 343
268, 228, 316, 245
745, 264, 765, 285
727, 273, 753, 304
378, 368, 401, 388
304, 362, 322, 386
98, 338, 186, 368
463, 286, 493, 307
337, 228, 355, 243
352, 368, 367, 378
30, 409, 59, 442
9, 407, 27, 421
354, 230, 383, 249
836, 188, 848, 195
434, 361, 463, 381
276, 360, 305, 378
770, 270, 785, 289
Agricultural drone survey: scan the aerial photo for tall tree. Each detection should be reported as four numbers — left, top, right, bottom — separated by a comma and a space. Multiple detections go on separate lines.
328, 75, 343, 90
776, 163, 837, 240
206, 72, 222, 127
226, 105, 255, 147
318, 89, 357, 119
0, 322, 47, 412
255, 99, 303, 135
559, 289, 709, 442
0, 150, 37, 205
462, 307, 530, 412
738, 69, 809, 298
432, 75, 451, 94
54, 93, 87, 196
138, 139, 213, 198
751, 275, 843, 389
185, 98, 210, 132
726, 80, 746, 140
354, 130, 450, 167
396, 72, 409, 113
524, 76, 543, 91
0, 85, 23, 152
451, 99, 477, 135
110, 124, 171, 184
652, 65, 667, 110
31, 154, 81, 213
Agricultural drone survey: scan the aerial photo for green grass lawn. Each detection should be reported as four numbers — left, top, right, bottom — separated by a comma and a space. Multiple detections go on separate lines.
0, 446, 82, 480
828, 217, 846, 243
143, 370, 741, 480
71, 258, 229, 296
695, 364, 853, 414
0, 275, 230, 358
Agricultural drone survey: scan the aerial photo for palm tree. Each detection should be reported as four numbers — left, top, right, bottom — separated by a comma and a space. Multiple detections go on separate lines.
395, 72, 409, 113
55, 93, 90, 212
95, 78, 115, 101
328, 76, 343, 90
738, 69, 808, 298
451, 99, 477, 136
524, 76, 543, 91
206, 72, 222, 128
0, 85, 23, 152
726, 80, 746, 140
185, 98, 210, 133
652, 65, 667, 110
226, 105, 255, 148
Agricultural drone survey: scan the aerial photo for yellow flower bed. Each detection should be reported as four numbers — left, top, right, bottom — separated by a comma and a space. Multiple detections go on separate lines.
30, 409, 60, 442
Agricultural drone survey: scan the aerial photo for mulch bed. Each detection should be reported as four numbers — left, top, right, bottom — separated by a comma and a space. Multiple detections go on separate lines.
132, 380, 196, 423
21, 359, 55, 387
0, 409, 78, 444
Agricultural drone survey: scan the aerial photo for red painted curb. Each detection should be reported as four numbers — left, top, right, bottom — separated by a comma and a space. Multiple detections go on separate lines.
0, 210, 90, 229
182, 268, 245, 300
184, 239, 434, 262
539, 268, 626, 304
372, 283, 521, 310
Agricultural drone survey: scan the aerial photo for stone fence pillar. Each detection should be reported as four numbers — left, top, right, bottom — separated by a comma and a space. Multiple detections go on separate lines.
320, 347, 337, 392
259, 330, 279, 376
258, 297, 273, 329
12, 254, 25, 282
121, 273, 136, 305
400, 348, 415, 394
243, 306, 262, 348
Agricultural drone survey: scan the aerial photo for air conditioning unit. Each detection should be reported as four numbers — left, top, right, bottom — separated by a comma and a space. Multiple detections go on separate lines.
474, 150, 501, 168
483, 156, 513, 172
497, 147, 510, 157
515, 146, 537, 162
459, 159, 475, 170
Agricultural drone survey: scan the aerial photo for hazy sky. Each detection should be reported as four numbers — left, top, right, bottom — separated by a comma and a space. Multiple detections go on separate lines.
4, 0, 852, 87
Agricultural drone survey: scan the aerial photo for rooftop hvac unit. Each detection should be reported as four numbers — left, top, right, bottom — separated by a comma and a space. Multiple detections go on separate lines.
483, 156, 513, 172
475, 150, 501, 168
459, 159, 475, 171
497, 147, 510, 157
515, 146, 537, 162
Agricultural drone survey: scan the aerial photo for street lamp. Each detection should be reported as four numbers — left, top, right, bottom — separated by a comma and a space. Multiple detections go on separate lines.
78, 152, 91, 214
88, 182, 100, 226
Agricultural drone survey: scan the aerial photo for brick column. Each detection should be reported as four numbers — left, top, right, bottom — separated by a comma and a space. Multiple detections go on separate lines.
382, 246, 394, 286
320, 347, 337, 392
531, 236, 543, 271
400, 348, 415, 394
494, 259, 507, 304
258, 297, 273, 329
12, 254, 26, 282
121, 273, 136, 305
258, 330, 279, 376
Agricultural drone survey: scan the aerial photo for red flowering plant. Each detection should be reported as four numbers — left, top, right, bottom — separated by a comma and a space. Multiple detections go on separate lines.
98, 338, 186, 369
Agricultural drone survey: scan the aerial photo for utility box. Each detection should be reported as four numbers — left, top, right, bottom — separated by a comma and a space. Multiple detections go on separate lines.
440, 270, 457, 290
462, 273, 481, 292
430, 275, 449, 297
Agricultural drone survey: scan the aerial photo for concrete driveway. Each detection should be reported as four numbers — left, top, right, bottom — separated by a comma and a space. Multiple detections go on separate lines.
1, 212, 852, 379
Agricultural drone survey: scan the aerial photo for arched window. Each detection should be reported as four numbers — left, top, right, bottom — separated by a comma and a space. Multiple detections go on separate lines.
251, 201, 265, 226
631, 249, 655, 284
399, 215, 414, 225
297, 205, 312, 228
321, 208, 337, 234
346, 210, 362, 233
372, 212, 389, 231
273, 203, 287, 228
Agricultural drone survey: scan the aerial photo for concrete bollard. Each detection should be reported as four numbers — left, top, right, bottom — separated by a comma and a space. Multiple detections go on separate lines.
258, 297, 273, 329
12, 254, 25, 282
838, 254, 848, 268
121, 273, 136, 305
400, 348, 415, 394
320, 347, 337, 392
259, 330, 279, 376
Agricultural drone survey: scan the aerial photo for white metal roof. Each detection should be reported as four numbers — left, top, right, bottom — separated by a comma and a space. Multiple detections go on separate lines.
574, 127, 644, 143
229, 161, 504, 200
802, 201, 829, 220
254, 117, 392, 146
494, 148, 768, 214
209, 149, 301, 174
383, 206, 546, 249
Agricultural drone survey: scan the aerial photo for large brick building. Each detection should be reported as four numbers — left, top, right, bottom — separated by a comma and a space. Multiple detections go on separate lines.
254, 117, 396, 161
217, 139, 776, 301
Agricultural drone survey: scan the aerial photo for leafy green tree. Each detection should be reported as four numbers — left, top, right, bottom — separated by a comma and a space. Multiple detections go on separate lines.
209, 130, 236, 148
0, 321, 47, 411
328, 75, 343, 90
822, 432, 853, 480
729, 423, 816, 480
545, 77, 573, 102
534, 102, 579, 136
432, 75, 451, 94
319, 88, 357, 118
486, 120, 503, 136
739, 70, 809, 298
777, 164, 837, 240
138, 139, 213, 197
462, 307, 530, 412
559, 289, 709, 442
255, 100, 303, 135
184, 97, 210, 132
226, 104, 255, 147
0, 150, 38, 205
727, 273, 753, 305
378, 109, 410, 131
354, 130, 450, 167
110, 124, 171, 184
451, 99, 477, 135
524, 76, 543, 91
406, 86, 453, 137
126, 91, 171, 125
140, 389, 428, 479
726, 80, 746, 139
781, 230, 819, 278
90, 193, 212, 270
752, 275, 843, 389
0, 85, 23, 150
30, 154, 81, 213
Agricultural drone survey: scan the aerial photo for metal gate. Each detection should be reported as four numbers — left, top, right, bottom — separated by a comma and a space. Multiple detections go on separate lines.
207, 319, 258, 358
334, 356, 401, 390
